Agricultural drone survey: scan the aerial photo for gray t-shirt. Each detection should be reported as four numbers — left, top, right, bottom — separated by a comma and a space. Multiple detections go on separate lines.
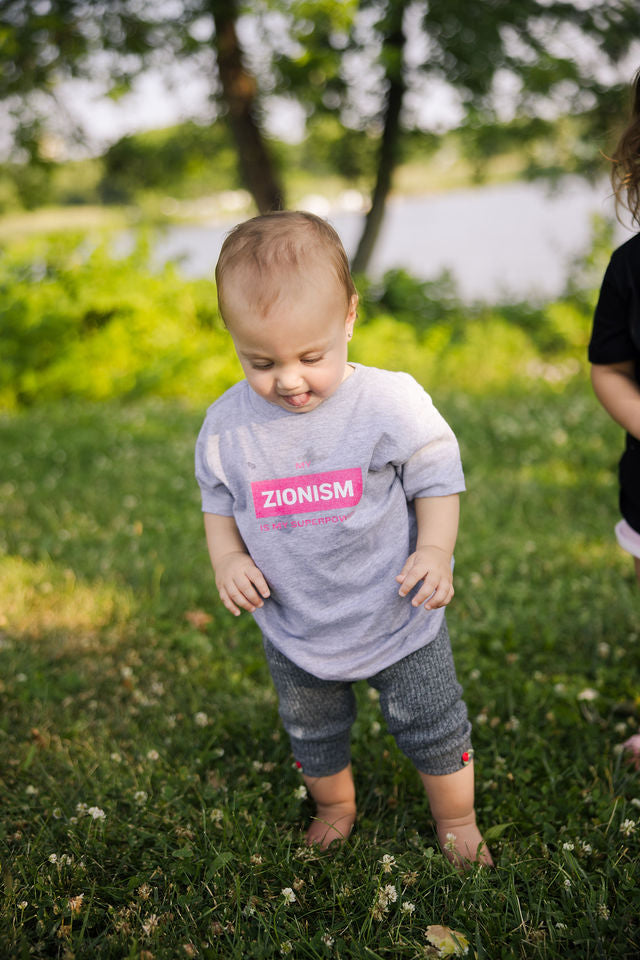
195, 363, 465, 681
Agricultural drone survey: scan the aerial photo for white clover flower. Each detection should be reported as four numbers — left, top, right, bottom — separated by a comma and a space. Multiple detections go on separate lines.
60, 854, 73, 866
384, 884, 398, 903
580, 841, 592, 855
402, 901, 416, 914
630, 798, 640, 810
597, 642, 610, 658
48, 854, 58, 863
379, 854, 396, 873
597, 903, 610, 919
146, 749, 160, 762
371, 721, 381, 735
376, 890, 390, 911
556, 921, 567, 930
76, 803, 88, 816
87, 806, 106, 821
620, 819, 636, 837
210, 808, 223, 823
469, 668, 481, 680
563, 878, 572, 889
321, 933, 335, 947
52, 807, 62, 819
134, 791, 148, 805
562, 842, 574, 851
280, 943, 293, 956
577, 688, 598, 702
194, 712, 209, 727
294, 785, 308, 800
142, 914, 159, 936
25, 785, 38, 796
18, 901, 28, 910
68, 894, 84, 915
281, 887, 296, 904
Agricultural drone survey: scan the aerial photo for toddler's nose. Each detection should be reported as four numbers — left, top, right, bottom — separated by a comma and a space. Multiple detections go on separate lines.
277, 366, 304, 391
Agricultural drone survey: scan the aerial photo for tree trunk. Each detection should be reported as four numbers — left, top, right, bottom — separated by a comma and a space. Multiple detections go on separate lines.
212, 1, 284, 213
351, 4, 408, 275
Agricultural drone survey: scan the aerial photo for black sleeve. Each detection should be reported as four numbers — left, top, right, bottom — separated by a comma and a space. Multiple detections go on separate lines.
588, 254, 635, 365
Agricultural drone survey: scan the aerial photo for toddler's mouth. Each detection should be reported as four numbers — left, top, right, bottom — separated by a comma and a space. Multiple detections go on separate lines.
282, 392, 311, 407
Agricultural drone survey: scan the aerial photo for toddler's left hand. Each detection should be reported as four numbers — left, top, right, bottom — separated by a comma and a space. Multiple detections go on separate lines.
396, 545, 454, 609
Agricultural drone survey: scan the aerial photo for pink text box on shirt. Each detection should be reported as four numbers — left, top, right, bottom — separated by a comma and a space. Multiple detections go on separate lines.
251, 468, 363, 519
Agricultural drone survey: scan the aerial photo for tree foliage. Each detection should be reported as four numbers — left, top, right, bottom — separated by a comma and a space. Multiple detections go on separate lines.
2, 1, 640, 269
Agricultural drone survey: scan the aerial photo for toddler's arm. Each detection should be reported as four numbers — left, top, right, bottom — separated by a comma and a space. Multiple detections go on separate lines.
204, 513, 270, 617
396, 494, 459, 610
591, 360, 640, 441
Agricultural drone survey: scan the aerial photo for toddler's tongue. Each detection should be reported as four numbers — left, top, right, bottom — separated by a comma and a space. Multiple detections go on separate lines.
285, 392, 311, 407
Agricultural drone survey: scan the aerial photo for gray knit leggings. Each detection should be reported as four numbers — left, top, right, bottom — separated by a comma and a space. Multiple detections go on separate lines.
263, 619, 472, 778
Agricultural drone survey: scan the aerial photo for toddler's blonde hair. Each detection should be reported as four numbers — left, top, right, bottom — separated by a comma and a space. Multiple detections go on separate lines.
215, 211, 357, 319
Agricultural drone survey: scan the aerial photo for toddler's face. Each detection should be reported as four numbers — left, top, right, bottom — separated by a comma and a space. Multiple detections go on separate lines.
223, 270, 357, 414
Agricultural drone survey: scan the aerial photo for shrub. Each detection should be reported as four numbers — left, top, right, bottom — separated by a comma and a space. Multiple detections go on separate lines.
0, 231, 241, 409
0, 230, 599, 411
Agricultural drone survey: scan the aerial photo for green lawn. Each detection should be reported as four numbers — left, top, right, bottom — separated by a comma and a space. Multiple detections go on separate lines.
1, 376, 639, 958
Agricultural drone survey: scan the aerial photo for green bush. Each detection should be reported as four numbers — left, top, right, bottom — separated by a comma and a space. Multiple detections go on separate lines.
0, 232, 241, 409
99, 122, 242, 204
0, 229, 601, 411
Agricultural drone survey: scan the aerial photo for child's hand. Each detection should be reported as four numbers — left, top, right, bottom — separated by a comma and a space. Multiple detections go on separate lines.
214, 551, 271, 617
396, 545, 454, 610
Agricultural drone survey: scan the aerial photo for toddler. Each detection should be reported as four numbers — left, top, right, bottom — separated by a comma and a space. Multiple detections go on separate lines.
195, 211, 492, 865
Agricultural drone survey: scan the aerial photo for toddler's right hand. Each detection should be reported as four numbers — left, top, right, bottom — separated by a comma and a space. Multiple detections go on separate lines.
214, 552, 271, 617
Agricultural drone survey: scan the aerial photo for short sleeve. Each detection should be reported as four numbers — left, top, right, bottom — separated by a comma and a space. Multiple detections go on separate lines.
373, 372, 465, 499
589, 254, 635, 364
195, 424, 234, 516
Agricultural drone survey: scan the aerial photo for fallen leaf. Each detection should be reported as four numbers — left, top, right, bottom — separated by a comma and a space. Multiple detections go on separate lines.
185, 609, 213, 630
425, 925, 470, 956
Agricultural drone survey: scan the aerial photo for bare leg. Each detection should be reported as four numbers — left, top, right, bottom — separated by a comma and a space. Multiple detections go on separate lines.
419, 762, 493, 868
303, 764, 357, 849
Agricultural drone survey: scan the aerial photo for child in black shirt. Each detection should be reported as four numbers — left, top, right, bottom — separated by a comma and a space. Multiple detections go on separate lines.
589, 67, 640, 768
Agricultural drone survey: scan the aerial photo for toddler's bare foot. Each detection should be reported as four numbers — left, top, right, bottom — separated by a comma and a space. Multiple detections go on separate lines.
303, 765, 356, 849
436, 814, 494, 870
621, 731, 640, 770
306, 801, 356, 849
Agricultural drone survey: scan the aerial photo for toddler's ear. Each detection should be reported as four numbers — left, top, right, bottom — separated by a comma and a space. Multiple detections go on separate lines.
346, 294, 358, 338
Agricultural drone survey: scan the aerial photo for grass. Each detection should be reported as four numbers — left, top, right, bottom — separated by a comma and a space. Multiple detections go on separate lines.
1, 369, 639, 958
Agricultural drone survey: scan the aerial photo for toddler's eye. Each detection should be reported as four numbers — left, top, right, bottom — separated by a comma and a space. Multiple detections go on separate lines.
252, 362, 273, 370
302, 357, 322, 365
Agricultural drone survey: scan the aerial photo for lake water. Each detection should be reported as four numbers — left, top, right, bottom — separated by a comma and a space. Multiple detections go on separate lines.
153, 176, 630, 302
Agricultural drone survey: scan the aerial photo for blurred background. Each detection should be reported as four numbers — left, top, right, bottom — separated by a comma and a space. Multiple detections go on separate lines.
1, 0, 640, 406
